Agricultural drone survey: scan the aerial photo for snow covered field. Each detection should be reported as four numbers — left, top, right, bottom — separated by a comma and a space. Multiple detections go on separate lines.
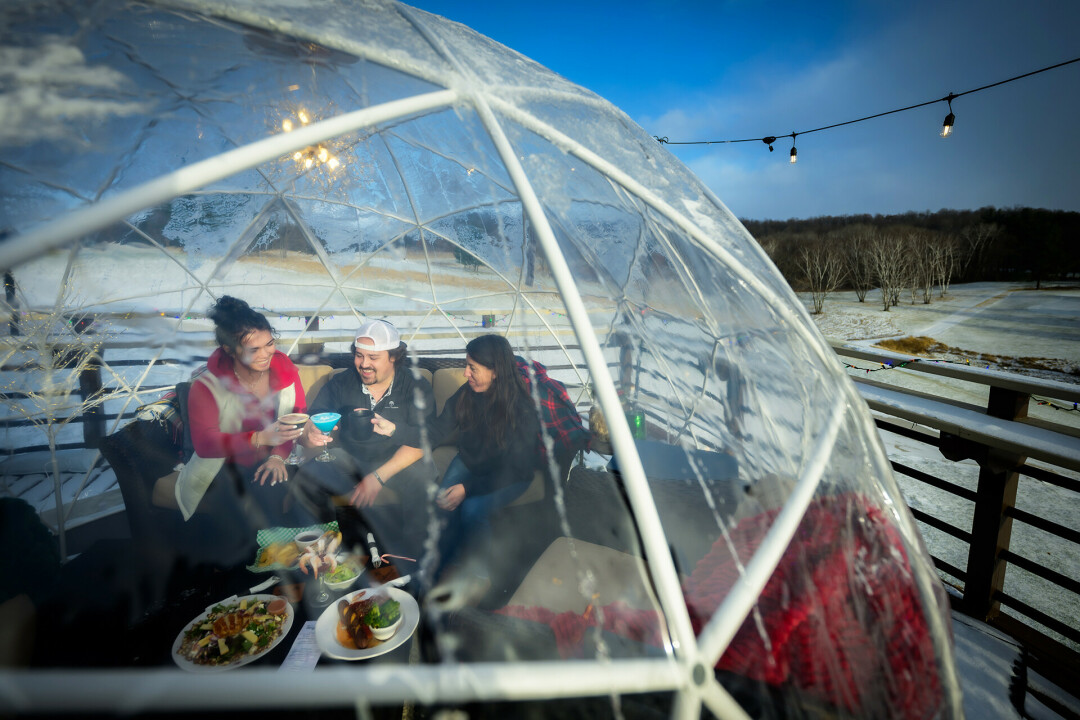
808, 281, 1080, 651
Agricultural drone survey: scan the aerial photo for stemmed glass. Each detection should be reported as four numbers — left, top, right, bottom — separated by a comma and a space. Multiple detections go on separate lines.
310, 412, 341, 463
277, 413, 309, 461
312, 572, 331, 607
277, 412, 309, 429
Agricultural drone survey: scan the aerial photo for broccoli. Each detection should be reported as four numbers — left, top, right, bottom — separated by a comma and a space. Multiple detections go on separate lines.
363, 599, 401, 628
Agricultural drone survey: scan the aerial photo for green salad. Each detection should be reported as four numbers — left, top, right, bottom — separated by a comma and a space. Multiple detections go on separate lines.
326, 564, 358, 583
177, 597, 286, 666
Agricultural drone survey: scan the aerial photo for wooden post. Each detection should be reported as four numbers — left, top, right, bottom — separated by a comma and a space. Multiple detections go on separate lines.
4, 270, 17, 336
962, 386, 1028, 620
298, 315, 323, 357
78, 353, 104, 448
71, 315, 105, 448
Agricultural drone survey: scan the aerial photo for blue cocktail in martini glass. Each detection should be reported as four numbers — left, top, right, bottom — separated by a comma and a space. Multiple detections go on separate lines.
310, 412, 341, 463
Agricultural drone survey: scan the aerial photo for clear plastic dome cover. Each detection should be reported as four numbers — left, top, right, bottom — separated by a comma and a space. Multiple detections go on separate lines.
0, 1, 961, 717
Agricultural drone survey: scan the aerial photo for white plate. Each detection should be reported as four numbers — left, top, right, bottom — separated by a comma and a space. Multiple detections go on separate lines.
314, 587, 419, 661
171, 594, 294, 672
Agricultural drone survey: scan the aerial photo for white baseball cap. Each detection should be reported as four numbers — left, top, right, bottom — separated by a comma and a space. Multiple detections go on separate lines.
354, 319, 401, 352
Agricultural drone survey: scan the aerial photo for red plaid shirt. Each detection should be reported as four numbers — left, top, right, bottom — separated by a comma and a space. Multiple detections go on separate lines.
515, 357, 590, 457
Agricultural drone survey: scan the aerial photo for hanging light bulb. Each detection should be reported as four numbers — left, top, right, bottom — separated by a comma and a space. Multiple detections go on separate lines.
940, 94, 956, 138
789, 133, 798, 164
941, 111, 955, 137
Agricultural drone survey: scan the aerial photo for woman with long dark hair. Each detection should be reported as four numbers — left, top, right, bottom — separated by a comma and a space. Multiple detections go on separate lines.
176, 296, 306, 559
428, 334, 541, 570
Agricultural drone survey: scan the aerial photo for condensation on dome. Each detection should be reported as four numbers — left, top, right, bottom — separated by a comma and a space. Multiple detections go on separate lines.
0, 1, 962, 718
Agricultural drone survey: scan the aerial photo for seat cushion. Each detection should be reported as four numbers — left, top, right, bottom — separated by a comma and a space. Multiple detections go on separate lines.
432, 367, 466, 415
299, 365, 345, 407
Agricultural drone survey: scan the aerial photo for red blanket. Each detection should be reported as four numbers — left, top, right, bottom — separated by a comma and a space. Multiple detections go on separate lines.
498, 495, 944, 718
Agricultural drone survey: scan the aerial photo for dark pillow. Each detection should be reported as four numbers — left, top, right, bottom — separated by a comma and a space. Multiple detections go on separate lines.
174, 381, 194, 462
99, 419, 184, 542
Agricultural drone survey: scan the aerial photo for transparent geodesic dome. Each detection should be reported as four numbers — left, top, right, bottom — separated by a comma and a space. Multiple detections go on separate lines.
0, 1, 961, 718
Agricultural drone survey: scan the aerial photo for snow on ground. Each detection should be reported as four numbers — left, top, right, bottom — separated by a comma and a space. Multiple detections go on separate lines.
806, 281, 1080, 651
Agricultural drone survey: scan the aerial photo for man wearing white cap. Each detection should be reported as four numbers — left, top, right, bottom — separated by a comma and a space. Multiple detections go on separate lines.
296, 319, 436, 557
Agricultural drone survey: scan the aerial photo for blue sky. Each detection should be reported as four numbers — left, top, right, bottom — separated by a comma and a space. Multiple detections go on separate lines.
407, 1, 1080, 221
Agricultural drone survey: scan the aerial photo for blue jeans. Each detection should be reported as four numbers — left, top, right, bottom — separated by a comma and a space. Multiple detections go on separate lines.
437, 455, 529, 573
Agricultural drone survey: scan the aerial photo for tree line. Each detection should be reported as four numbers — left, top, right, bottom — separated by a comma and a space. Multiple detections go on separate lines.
741, 207, 1080, 313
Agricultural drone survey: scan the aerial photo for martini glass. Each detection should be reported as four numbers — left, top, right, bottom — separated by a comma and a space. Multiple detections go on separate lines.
310, 412, 341, 463
278, 413, 310, 463
277, 412, 309, 429
312, 568, 331, 607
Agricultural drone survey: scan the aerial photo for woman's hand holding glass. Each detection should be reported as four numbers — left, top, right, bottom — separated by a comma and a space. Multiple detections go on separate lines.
254, 420, 304, 448
250, 420, 302, 486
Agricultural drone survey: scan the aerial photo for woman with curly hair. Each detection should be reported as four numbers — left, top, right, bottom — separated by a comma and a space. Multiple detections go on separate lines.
176, 296, 307, 557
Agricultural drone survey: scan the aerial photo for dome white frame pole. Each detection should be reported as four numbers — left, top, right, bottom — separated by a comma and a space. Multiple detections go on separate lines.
697, 398, 847, 661
484, 95, 864, 699
0, 90, 458, 270
0, 661, 684, 713
465, 100, 749, 720
487, 97, 840, 373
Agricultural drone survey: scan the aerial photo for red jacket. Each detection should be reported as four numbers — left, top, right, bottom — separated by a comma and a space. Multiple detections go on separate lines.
187, 348, 306, 466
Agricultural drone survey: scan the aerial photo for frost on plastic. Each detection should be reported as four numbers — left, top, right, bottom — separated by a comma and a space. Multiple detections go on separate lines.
0, 1, 960, 718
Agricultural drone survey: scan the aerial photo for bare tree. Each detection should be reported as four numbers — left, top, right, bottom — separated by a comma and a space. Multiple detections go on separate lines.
870, 229, 907, 311
797, 234, 846, 314
839, 224, 876, 302
904, 230, 934, 305
958, 222, 1000, 280
756, 231, 802, 283
929, 233, 959, 298
0, 294, 109, 560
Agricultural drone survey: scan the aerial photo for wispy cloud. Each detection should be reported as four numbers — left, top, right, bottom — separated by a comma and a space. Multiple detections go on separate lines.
0, 40, 150, 145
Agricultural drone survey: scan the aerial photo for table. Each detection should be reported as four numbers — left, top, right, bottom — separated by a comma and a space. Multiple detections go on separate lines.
30, 537, 420, 671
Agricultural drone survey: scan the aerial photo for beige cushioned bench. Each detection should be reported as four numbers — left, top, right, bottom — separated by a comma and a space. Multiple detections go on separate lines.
150, 363, 544, 513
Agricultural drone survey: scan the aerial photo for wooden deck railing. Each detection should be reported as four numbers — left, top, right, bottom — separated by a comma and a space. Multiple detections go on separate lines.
834, 342, 1080, 689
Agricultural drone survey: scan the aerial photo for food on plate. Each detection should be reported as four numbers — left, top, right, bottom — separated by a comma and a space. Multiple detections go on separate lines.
176, 597, 287, 667
326, 564, 358, 584
298, 530, 342, 578
257, 541, 299, 568
335, 591, 402, 649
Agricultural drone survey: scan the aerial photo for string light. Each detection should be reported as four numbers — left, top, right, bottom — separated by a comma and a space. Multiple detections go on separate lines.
653, 56, 1080, 160
789, 133, 798, 164
941, 93, 956, 138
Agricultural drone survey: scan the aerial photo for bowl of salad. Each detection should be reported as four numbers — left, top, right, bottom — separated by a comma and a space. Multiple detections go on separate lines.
324, 558, 363, 591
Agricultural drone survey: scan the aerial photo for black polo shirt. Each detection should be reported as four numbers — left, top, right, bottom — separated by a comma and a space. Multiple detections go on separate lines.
309, 364, 435, 467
